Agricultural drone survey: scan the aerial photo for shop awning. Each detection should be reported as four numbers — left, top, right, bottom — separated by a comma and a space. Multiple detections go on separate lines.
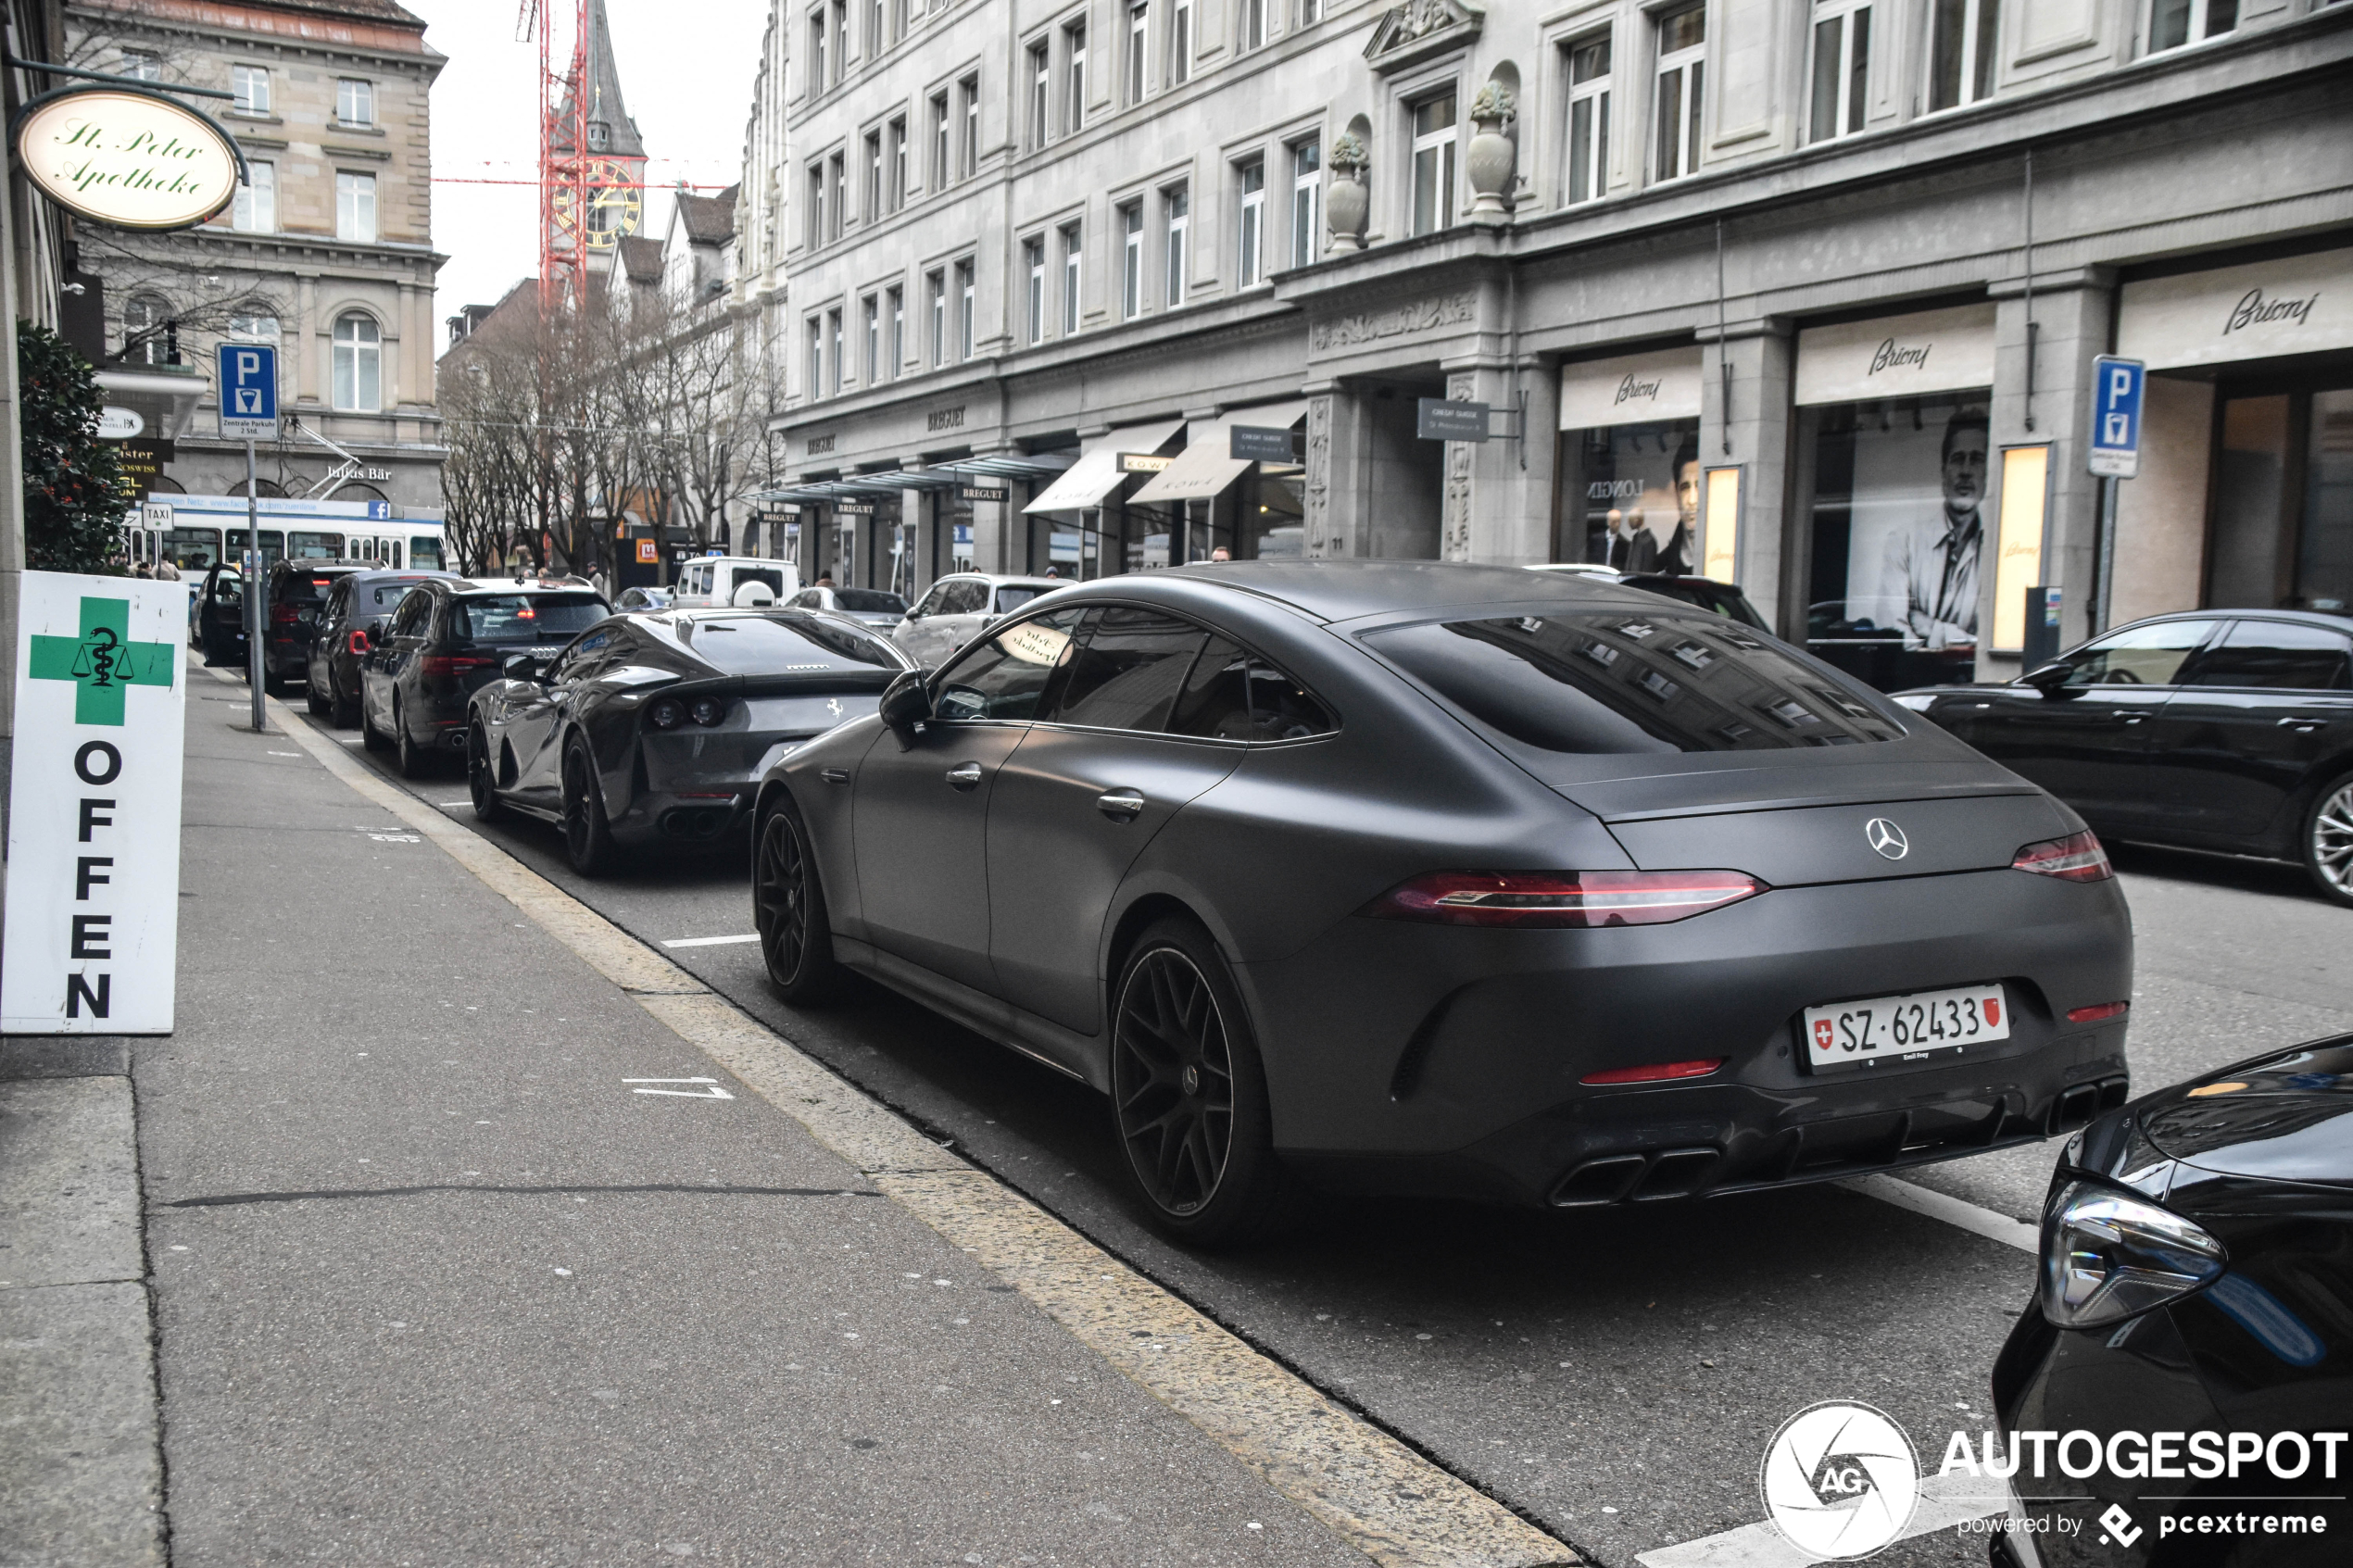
1024, 420, 1186, 514
1127, 402, 1306, 507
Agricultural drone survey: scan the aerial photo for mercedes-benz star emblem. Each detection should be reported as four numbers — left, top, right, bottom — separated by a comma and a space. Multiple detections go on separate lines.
1865, 818, 1909, 860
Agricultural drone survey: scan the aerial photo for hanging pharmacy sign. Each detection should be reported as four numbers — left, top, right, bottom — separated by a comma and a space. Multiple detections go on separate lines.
13, 86, 244, 231
0, 572, 187, 1034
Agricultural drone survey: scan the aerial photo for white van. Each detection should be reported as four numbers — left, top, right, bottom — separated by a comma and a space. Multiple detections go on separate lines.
670, 556, 801, 608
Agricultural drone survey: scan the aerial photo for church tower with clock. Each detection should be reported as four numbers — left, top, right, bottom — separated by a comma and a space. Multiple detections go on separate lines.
548, 0, 648, 284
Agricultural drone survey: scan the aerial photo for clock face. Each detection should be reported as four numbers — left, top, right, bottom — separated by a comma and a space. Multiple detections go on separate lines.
551, 158, 642, 249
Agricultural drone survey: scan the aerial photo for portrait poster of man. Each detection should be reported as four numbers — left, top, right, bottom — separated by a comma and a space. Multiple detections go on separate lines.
1837, 402, 1992, 649
1565, 420, 1702, 570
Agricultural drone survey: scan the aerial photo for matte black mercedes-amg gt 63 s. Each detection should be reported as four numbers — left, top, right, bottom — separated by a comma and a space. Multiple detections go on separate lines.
1991, 1036, 2353, 1568
749, 562, 2136, 1243
469, 607, 911, 874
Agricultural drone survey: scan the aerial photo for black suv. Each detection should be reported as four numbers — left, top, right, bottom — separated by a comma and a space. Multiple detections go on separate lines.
359, 581, 610, 776
195, 559, 369, 691
305, 569, 463, 726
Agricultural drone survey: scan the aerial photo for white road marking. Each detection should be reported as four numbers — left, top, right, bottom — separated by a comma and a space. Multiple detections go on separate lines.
337, 737, 362, 745
661, 934, 761, 948
268, 750, 301, 757
436, 799, 472, 808
1635, 1471, 2011, 1566
623, 1076, 736, 1100
1839, 1173, 2039, 1253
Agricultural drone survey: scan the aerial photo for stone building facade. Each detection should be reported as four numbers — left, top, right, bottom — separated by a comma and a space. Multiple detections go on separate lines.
754, 0, 2353, 681
65, 0, 447, 539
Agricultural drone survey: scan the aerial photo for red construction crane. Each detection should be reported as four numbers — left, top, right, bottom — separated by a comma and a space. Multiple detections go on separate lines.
517, 0, 590, 313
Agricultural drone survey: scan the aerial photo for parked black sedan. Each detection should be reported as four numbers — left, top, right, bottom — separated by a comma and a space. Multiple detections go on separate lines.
749, 561, 2135, 1244
1894, 609, 2353, 905
305, 568, 462, 725
359, 582, 610, 778
468, 607, 912, 875
1990, 1037, 2353, 1567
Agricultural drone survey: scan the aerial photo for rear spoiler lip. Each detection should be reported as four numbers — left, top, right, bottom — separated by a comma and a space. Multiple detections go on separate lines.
1576, 781, 2044, 825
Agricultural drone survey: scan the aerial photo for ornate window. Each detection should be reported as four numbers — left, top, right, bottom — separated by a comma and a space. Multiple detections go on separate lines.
332, 312, 382, 412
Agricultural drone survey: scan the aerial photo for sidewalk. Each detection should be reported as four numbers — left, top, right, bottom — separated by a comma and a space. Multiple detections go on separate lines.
0, 659, 1577, 1567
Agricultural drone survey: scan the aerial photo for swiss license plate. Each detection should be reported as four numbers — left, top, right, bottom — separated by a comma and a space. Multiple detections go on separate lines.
1800, 984, 2009, 1073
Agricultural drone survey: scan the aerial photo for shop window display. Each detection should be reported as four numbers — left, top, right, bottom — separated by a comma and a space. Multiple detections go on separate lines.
1801, 395, 1991, 691
1558, 419, 1700, 571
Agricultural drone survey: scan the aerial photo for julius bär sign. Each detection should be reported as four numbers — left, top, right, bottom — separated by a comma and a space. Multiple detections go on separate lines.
13, 86, 244, 231
1, 573, 187, 1034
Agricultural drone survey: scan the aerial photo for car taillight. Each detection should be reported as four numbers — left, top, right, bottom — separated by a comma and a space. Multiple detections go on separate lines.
2066, 1001, 2130, 1024
648, 697, 684, 730
1580, 1058, 1727, 1086
420, 654, 497, 678
648, 696, 727, 730
271, 605, 300, 625
2013, 830, 2112, 883
1364, 870, 1765, 928
347, 630, 371, 655
2041, 1181, 2224, 1329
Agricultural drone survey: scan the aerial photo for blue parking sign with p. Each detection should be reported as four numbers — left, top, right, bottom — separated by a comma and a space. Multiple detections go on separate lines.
217, 343, 279, 437
2088, 355, 2144, 479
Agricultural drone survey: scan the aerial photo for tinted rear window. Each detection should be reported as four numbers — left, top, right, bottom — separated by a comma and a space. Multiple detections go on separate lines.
836, 589, 907, 614
354, 578, 432, 614
278, 572, 344, 605
452, 593, 610, 643
726, 567, 788, 600
1365, 611, 1903, 754
679, 614, 903, 674
995, 585, 1048, 613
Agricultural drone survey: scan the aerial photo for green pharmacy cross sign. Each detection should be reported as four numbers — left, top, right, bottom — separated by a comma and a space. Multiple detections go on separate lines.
29, 596, 173, 725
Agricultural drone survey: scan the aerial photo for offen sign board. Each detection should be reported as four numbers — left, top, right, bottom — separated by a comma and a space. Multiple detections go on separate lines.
1, 572, 187, 1034
14, 86, 244, 231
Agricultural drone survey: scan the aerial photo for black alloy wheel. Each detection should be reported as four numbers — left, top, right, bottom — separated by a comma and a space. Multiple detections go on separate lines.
1109, 918, 1283, 1246
360, 690, 391, 752
2305, 773, 2353, 909
467, 721, 505, 822
306, 671, 329, 717
753, 802, 838, 1001
330, 672, 358, 729
560, 735, 619, 876
394, 697, 431, 778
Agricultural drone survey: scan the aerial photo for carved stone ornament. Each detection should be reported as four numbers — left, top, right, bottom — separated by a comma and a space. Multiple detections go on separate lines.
1364, 0, 1483, 74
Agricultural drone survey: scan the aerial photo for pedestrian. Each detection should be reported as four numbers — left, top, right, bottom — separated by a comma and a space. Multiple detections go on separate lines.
1209, 546, 1232, 562
815, 573, 836, 588
154, 557, 181, 582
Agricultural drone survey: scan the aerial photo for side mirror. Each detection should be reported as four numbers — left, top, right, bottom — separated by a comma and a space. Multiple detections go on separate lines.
2021, 661, 2073, 697
503, 653, 542, 683
878, 667, 934, 743
367, 617, 390, 643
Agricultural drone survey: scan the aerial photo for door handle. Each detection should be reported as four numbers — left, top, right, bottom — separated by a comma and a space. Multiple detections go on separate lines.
821, 767, 850, 784
2276, 717, 2324, 732
1096, 788, 1146, 822
2115, 709, 2154, 724
945, 761, 984, 789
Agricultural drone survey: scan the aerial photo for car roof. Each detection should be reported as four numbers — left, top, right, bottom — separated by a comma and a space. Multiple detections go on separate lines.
1151, 560, 1635, 622
2125, 607, 2353, 630
938, 573, 1064, 587
449, 581, 604, 598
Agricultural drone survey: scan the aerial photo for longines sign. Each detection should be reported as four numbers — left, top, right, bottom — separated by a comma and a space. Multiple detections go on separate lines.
13, 86, 244, 231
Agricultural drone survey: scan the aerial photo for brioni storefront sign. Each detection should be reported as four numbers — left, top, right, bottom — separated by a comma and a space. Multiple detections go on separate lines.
2118, 247, 2353, 370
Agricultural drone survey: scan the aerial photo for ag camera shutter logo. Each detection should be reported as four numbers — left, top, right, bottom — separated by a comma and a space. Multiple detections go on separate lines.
1759, 1401, 1919, 1560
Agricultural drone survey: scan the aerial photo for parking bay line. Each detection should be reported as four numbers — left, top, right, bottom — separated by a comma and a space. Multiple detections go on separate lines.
1634, 1471, 2011, 1567
1837, 1173, 2039, 1254
257, 679, 1577, 1568
661, 934, 761, 948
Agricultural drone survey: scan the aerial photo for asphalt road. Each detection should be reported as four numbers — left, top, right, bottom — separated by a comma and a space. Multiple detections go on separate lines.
297, 704, 2353, 1568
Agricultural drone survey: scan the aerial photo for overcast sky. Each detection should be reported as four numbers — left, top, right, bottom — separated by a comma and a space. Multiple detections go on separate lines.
408, 0, 772, 349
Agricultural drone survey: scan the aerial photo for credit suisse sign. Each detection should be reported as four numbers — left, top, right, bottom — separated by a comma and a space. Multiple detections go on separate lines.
13, 86, 244, 231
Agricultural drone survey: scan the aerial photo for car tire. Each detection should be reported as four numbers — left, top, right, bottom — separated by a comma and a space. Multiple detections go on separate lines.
394, 699, 432, 779
560, 734, 620, 876
360, 692, 391, 752
753, 797, 839, 1003
1108, 915, 1287, 1248
305, 674, 329, 717
2301, 772, 2353, 909
467, 722, 506, 822
329, 675, 358, 729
